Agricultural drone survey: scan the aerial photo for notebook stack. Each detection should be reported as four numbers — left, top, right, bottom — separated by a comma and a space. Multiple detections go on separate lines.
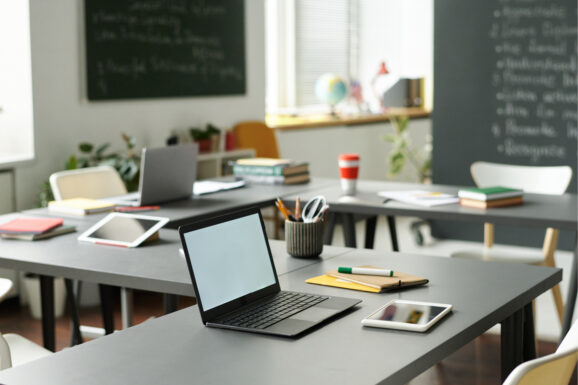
232, 158, 310, 185
457, 186, 523, 208
0, 217, 76, 241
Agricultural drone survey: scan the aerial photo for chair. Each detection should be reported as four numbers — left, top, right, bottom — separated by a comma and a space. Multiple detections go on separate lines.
502, 319, 578, 385
233, 121, 280, 159
0, 278, 52, 370
452, 161, 573, 324
49, 166, 134, 341
233, 121, 283, 238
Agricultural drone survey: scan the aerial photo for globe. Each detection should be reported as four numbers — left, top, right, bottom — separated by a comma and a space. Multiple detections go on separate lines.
314, 73, 347, 108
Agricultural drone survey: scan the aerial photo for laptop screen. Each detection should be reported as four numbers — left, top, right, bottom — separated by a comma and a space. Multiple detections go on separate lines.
182, 212, 276, 311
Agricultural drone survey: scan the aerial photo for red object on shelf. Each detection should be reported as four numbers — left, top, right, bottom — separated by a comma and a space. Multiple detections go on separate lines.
225, 131, 236, 151
195, 139, 211, 153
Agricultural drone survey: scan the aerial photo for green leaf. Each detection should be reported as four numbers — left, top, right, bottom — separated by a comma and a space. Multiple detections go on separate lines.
95, 143, 111, 156
65, 155, 78, 170
79, 143, 94, 153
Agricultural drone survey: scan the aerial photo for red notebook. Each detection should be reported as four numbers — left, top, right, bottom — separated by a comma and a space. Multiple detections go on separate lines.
0, 217, 64, 235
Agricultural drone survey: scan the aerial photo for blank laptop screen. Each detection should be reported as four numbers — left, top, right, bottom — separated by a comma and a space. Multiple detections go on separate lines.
183, 213, 276, 311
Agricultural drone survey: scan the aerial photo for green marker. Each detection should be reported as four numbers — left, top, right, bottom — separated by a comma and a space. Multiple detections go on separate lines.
338, 267, 394, 277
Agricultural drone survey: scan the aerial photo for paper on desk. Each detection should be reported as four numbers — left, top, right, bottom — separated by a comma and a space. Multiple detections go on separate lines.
193, 180, 246, 195
378, 190, 458, 207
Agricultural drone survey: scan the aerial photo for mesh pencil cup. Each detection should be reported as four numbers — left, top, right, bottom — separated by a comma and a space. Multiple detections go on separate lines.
285, 220, 324, 258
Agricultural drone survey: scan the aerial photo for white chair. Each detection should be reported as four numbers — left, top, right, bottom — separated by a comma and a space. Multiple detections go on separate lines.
452, 161, 573, 324
49, 166, 134, 337
502, 319, 578, 385
0, 278, 52, 370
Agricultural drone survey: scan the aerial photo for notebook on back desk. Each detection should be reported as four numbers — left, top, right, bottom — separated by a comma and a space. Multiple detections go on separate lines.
107, 144, 198, 206
179, 207, 361, 337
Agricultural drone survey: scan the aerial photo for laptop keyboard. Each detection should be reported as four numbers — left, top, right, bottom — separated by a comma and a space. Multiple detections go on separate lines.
219, 292, 329, 330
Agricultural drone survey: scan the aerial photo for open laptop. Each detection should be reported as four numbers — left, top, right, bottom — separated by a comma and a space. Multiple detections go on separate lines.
179, 207, 361, 337
107, 143, 198, 206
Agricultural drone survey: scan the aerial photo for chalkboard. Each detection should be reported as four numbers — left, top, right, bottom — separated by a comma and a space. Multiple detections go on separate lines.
84, 0, 246, 100
432, 0, 577, 249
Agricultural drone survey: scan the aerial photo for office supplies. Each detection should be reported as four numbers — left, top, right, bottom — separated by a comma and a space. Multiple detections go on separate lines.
233, 161, 309, 177
1, 225, 76, 241
294, 196, 302, 221
275, 198, 294, 221
458, 186, 523, 201
377, 190, 458, 207
178, 207, 361, 337
237, 172, 310, 185
305, 274, 380, 293
78, 213, 169, 248
0, 218, 64, 235
105, 144, 198, 206
285, 220, 324, 258
322, 265, 428, 292
338, 267, 394, 277
234, 158, 293, 167
302, 195, 327, 223
362, 299, 452, 332
48, 198, 116, 216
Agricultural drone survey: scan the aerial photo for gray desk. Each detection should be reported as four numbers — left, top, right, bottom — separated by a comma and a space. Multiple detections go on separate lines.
285, 179, 578, 339
0, 247, 560, 384
0, 210, 347, 351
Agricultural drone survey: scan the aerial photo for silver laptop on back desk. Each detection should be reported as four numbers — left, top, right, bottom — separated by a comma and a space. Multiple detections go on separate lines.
179, 207, 361, 337
107, 143, 198, 206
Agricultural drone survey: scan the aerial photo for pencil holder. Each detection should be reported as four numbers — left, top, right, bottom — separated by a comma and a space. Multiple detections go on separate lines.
285, 220, 324, 258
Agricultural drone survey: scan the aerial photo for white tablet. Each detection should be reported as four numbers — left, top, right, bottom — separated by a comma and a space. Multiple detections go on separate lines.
361, 299, 452, 332
78, 213, 169, 248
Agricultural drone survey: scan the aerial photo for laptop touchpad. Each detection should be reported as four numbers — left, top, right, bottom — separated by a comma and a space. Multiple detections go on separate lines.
291, 307, 336, 322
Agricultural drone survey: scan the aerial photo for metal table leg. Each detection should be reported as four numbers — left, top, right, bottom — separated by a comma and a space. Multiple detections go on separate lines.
39, 275, 55, 351
386, 215, 399, 252
98, 284, 116, 334
65, 279, 83, 346
500, 303, 535, 382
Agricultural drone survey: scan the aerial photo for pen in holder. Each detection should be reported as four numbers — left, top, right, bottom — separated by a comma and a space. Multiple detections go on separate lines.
285, 220, 324, 258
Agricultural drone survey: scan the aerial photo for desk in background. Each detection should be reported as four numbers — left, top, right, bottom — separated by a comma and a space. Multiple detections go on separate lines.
0, 246, 560, 384
282, 179, 578, 339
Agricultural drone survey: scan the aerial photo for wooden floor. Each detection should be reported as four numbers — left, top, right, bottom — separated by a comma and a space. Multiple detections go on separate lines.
0, 291, 574, 385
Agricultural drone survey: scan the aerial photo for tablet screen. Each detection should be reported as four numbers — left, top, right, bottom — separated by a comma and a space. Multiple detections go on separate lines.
85, 216, 160, 243
367, 302, 449, 325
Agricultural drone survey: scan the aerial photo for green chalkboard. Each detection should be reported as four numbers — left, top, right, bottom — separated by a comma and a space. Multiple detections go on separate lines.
431, 0, 577, 249
84, 0, 246, 100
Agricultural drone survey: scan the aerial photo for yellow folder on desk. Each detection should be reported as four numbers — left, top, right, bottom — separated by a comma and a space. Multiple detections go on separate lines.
306, 275, 381, 293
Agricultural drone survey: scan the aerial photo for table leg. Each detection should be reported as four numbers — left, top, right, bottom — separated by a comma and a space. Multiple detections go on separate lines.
164, 294, 179, 314
65, 279, 83, 346
386, 216, 399, 252
39, 275, 55, 351
364, 216, 377, 249
501, 303, 535, 381
561, 235, 577, 340
323, 212, 337, 245
121, 287, 134, 329
341, 213, 356, 248
98, 284, 116, 334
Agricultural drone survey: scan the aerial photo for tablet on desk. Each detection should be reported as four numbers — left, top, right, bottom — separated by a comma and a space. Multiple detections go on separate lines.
362, 299, 452, 332
78, 213, 169, 247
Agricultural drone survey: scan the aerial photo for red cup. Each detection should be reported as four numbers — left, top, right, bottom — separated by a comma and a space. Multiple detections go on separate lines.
338, 153, 359, 195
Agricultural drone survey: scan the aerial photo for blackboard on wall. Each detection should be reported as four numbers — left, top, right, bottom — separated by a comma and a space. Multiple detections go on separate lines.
432, 0, 577, 249
84, 0, 246, 100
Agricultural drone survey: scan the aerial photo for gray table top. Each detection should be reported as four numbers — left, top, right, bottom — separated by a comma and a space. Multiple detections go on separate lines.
0, 247, 560, 385
286, 180, 578, 231
0, 212, 348, 296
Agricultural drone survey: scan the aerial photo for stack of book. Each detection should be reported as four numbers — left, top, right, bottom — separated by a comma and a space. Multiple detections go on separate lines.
48, 198, 116, 216
458, 186, 523, 208
232, 158, 310, 185
0, 217, 76, 241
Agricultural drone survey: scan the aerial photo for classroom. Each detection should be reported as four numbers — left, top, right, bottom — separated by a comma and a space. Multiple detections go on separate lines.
0, 1, 576, 384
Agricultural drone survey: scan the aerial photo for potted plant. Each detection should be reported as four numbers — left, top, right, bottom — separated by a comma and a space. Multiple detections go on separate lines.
190, 127, 211, 153
206, 123, 221, 152
383, 115, 431, 183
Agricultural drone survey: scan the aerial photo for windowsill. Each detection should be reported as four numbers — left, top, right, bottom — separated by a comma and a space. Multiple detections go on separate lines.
266, 107, 432, 130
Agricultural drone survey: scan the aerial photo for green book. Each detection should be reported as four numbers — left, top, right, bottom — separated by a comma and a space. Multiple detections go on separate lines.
458, 186, 523, 201
233, 162, 308, 177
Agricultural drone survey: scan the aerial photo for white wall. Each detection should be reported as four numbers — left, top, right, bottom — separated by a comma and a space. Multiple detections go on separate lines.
14, 0, 266, 210
278, 118, 431, 182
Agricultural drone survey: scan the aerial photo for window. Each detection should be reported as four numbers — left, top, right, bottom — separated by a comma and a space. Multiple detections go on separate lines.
0, 1, 35, 166
266, 0, 433, 115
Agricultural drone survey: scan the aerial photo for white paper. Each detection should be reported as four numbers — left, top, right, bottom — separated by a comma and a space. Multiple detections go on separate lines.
378, 190, 459, 207
193, 180, 246, 195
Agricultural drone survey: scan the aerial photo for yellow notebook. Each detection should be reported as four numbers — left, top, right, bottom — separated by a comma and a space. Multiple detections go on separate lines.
48, 198, 116, 216
306, 265, 428, 293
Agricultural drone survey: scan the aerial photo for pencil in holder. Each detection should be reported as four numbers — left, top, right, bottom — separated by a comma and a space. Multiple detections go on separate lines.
285, 220, 324, 258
